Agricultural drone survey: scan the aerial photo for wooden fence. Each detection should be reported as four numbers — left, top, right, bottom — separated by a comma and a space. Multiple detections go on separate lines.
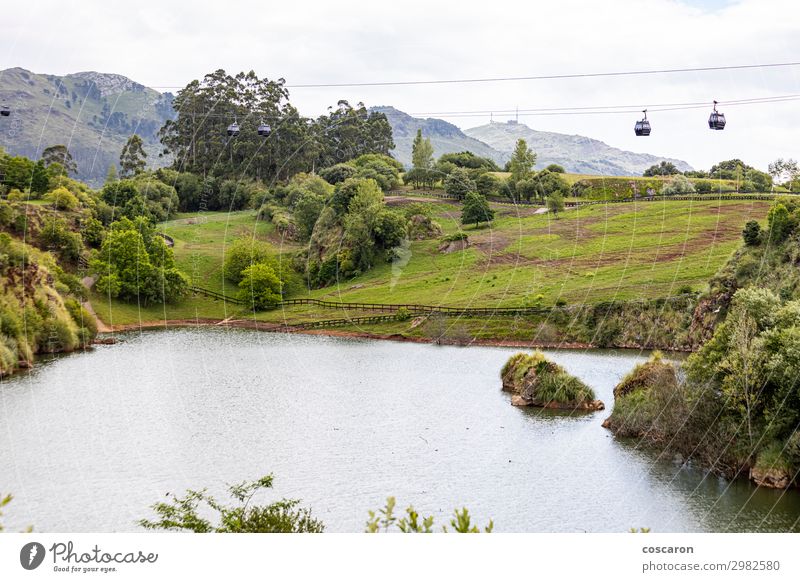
190, 286, 245, 305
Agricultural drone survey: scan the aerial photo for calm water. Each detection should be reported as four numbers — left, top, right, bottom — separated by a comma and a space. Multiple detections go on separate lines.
1, 328, 798, 533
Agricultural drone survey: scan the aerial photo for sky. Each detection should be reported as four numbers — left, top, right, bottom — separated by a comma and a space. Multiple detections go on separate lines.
1, 0, 799, 171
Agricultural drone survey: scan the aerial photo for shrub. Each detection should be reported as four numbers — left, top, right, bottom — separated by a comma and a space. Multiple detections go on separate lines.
238, 263, 283, 310
6, 189, 26, 202
319, 163, 358, 185
139, 475, 324, 533
45, 186, 80, 211
661, 175, 696, 196
766, 203, 794, 243
223, 238, 274, 283
39, 217, 83, 263
742, 220, 762, 246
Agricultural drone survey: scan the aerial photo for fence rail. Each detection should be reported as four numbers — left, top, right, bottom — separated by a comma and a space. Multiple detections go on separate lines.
289, 314, 404, 330
278, 297, 551, 316
190, 286, 245, 305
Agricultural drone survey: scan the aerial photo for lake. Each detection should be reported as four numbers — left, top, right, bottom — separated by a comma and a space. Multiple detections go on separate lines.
1, 328, 798, 532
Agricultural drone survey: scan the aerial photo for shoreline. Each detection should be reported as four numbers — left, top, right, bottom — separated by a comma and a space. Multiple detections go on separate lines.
90, 316, 679, 352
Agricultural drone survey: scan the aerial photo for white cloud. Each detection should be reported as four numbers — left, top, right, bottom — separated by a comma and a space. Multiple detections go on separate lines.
2, 0, 798, 169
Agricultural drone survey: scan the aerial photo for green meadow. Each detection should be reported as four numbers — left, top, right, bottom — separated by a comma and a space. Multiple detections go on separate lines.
88, 197, 770, 327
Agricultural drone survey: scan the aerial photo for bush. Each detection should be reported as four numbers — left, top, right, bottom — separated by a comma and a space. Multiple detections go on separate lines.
742, 220, 762, 246
661, 175, 696, 196
139, 475, 324, 533
238, 263, 283, 310
45, 187, 80, 211
694, 180, 713, 194
6, 189, 26, 202
38, 217, 83, 263
766, 203, 794, 243
319, 163, 358, 185
223, 238, 275, 284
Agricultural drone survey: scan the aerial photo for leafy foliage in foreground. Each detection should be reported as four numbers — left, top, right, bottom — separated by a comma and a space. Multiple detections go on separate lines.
365, 497, 493, 533
139, 475, 324, 533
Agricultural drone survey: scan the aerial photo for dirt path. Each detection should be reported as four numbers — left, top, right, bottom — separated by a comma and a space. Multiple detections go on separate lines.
80, 276, 113, 333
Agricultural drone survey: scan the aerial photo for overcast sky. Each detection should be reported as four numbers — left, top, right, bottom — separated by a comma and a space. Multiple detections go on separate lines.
2, 0, 798, 170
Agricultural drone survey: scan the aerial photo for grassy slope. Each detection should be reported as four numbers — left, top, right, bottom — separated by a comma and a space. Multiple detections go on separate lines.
306, 198, 770, 306
89, 198, 770, 327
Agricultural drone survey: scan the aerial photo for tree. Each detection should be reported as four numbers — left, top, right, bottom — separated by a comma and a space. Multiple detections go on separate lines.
508, 139, 536, 184
643, 161, 679, 177
766, 203, 793, 244
411, 129, 434, 172
119, 134, 147, 177
139, 475, 324, 533
160, 69, 317, 181
314, 100, 395, 168
238, 263, 283, 310
41, 145, 77, 176
410, 129, 435, 188
319, 163, 357, 185
438, 151, 499, 171
768, 158, 799, 191
532, 169, 569, 203
461, 191, 494, 226
223, 238, 275, 283
1, 156, 35, 191
91, 217, 188, 304
293, 191, 326, 240
30, 160, 50, 195
105, 164, 118, 184
546, 190, 565, 217
545, 164, 566, 173
444, 167, 476, 200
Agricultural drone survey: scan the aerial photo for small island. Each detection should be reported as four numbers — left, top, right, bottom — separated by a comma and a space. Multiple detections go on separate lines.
501, 351, 604, 411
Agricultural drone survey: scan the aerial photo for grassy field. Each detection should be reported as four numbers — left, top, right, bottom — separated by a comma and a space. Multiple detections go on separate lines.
88, 197, 771, 327
160, 210, 302, 295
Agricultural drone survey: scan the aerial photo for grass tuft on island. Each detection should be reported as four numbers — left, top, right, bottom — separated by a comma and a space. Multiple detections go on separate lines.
501, 351, 604, 411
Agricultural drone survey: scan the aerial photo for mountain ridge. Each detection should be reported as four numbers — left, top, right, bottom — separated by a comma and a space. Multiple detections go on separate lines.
0, 67, 174, 185
464, 120, 692, 176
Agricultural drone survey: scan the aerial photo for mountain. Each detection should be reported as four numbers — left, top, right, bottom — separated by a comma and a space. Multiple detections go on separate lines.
0, 67, 174, 186
464, 120, 692, 176
371, 106, 507, 168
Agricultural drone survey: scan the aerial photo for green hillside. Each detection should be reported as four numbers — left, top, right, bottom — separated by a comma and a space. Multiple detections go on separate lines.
0, 67, 173, 185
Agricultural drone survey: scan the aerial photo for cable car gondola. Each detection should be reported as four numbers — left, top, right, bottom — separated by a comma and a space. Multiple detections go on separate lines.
708, 100, 726, 130
634, 109, 651, 136
0, 105, 10, 117
257, 122, 271, 137
226, 120, 240, 137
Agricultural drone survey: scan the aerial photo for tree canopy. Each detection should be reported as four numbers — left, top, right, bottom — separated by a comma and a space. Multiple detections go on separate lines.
508, 139, 536, 184
119, 134, 147, 177
643, 161, 679, 177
